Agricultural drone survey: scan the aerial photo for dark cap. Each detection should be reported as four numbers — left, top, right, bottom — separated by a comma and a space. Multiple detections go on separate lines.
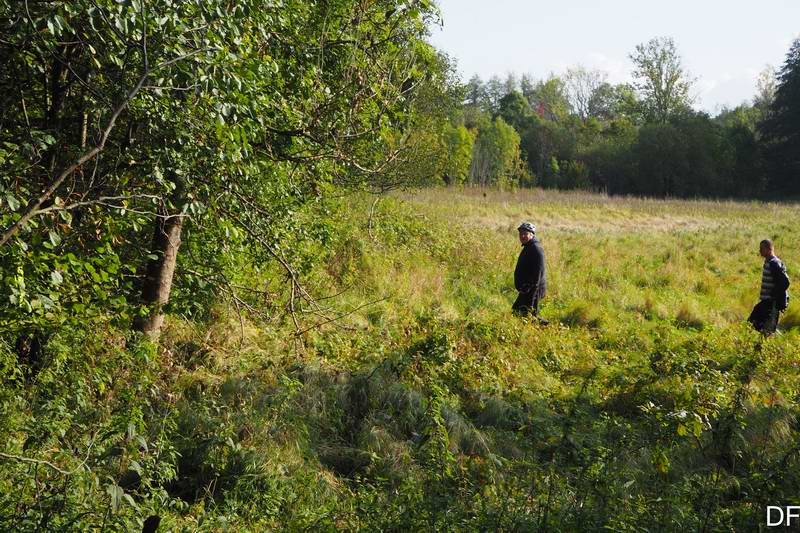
517, 222, 536, 234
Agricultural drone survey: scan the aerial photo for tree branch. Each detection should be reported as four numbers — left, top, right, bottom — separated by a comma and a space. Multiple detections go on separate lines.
0, 49, 209, 247
0, 439, 94, 476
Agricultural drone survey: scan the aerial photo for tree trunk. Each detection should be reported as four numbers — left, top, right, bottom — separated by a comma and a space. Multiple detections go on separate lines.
135, 179, 185, 342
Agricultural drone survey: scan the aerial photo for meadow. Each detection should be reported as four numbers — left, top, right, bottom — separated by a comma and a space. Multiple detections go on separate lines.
3, 187, 800, 531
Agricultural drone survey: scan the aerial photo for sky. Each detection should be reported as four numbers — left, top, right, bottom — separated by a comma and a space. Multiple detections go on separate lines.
428, 0, 800, 113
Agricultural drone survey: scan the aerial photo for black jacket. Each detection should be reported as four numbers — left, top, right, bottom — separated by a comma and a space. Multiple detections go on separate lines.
766, 256, 790, 310
514, 238, 546, 298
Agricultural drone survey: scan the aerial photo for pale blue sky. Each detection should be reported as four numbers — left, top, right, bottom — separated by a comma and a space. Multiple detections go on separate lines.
429, 0, 800, 112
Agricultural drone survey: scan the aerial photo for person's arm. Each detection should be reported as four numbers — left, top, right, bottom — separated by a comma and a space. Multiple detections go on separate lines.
769, 260, 790, 299
527, 245, 543, 295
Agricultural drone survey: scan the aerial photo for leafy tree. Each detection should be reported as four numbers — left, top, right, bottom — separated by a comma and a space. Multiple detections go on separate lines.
582, 122, 638, 192
0, 0, 444, 344
520, 117, 577, 186
588, 83, 641, 123
442, 125, 475, 185
469, 117, 522, 187
724, 124, 765, 196
630, 37, 694, 124
754, 65, 777, 112
464, 75, 490, 111
520, 73, 537, 101
526, 76, 571, 122
503, 73, 520, 95
463, 106, 492, 131
497, 91, 533, 132
715, 104, 762, 134
484, 75, 505, 113
760, 38, 800, 193
635, 114, 726, 197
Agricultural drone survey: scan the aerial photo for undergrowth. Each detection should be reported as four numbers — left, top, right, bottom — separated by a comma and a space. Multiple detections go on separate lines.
2, 188, 799, 531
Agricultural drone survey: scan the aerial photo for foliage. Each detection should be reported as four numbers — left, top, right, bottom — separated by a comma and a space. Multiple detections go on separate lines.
761, 38, 800, 194
442, 125, 475, 185
564, 66, 607, 121
455, 36, 800, 200
0, 0, 451, 345
3, 1, 800, 529
3, 188, 800, 530
630, 36, 695, 124
469, 117, 524, 188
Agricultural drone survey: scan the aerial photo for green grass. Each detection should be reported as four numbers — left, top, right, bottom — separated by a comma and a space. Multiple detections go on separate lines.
3, 187, 800, 531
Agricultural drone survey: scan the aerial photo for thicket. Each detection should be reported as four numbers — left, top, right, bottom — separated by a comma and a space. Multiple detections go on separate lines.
0, 0, 455, 526
0, 0, 455, 344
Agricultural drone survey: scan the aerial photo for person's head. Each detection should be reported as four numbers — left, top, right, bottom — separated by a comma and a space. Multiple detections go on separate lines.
760, 239, 775, 258
518, 222, 536, 245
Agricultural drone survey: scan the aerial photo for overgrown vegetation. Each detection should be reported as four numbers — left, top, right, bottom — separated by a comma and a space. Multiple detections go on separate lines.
2, 188, 799, 530
2, 1, 800, 530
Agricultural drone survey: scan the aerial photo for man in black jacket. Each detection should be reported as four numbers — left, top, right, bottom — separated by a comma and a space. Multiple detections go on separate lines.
512, 222, 547, 321
748, 239, 790, 335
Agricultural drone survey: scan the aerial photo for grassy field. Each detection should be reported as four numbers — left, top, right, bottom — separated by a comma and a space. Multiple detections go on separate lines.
4, 187, 800, 531
388, 188, 800, 331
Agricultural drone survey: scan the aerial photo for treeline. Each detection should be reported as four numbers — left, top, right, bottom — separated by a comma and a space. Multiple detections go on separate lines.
438, 37, 800, 198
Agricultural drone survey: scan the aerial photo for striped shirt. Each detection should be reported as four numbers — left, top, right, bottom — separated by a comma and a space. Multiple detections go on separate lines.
761, 256, 786, 301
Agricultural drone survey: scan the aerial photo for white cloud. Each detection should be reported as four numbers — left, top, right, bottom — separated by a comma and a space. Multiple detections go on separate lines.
585, 52, 629, 83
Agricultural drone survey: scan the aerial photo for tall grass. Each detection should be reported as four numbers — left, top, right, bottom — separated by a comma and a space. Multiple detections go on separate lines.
3, 187, 800, 531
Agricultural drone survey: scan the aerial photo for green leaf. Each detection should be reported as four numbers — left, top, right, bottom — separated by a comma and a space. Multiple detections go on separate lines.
48, 230, 61, 247
5, 194, 20, 211
50, 270, 63, 285
122, 493, 138, 511
106, 483, 124, 513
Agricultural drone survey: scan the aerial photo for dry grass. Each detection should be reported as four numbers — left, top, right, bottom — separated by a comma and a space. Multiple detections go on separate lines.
385, 187, 800, 333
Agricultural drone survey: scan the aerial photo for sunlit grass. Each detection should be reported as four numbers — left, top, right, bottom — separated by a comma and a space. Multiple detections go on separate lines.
39, 185, 797, 530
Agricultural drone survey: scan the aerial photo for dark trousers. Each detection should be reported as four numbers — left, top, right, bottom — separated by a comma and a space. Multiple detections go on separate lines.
749, 300, 779, 334
512, 291, 540, 316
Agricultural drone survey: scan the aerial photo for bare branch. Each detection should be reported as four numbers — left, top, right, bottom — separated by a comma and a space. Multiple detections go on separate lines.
0, 440, 94, 476
294, 296, 389, 337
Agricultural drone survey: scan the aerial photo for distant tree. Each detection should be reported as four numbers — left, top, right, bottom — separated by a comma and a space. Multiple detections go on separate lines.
485, 75, 505, 113
520, 73, 537, 101
564, 66, 608, 120
503, 72, 520, 95
724, 123, 765, 196
527, 76, 571, 122
715, 104, 762, 133
582, 121, 638, 192
754, 65, 777, 111
760, 39, 800, 193
463, 106, 492, 131
469, 117, 522, 187
588, 83, 641, 122
521, 117, 577, 186
497, 91, 533, 132
464, 75, 489, 110
442, 124, 475, 184
635, 124, 688, 196
630, 37, 694, 124
635, 114, 726, 197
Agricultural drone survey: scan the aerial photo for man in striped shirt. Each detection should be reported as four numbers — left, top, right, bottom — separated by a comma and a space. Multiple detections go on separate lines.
748, 239, 790, 335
